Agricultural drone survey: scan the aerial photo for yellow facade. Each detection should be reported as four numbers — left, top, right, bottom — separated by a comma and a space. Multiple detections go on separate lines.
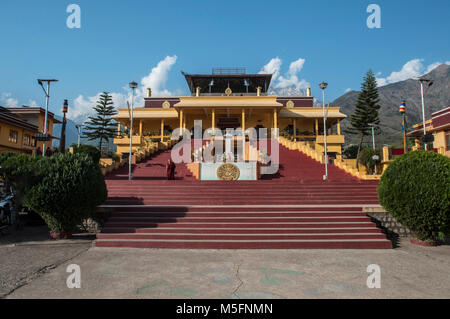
0, 121, 37, 154
113, 95, 347, 159
0, 107, 60, 154
407, 106, 450, 157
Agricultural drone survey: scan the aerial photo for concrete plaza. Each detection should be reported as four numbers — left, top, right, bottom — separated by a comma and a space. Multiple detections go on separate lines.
3, 236, 450, 299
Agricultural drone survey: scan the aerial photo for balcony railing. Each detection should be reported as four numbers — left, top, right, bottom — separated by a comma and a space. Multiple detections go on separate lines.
315, 135, 345, 144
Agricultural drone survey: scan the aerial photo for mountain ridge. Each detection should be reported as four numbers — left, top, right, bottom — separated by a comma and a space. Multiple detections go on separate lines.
332, 64, 450, 146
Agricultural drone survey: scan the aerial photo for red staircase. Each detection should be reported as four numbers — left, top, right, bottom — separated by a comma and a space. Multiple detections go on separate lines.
97, 142, 392, 249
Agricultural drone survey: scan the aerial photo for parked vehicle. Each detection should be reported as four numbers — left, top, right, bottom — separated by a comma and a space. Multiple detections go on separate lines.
0, 166, 16, 232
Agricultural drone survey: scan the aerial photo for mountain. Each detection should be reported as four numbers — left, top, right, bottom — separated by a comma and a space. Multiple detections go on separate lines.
332, 64, 450, 146
52, 117, 117, 152
52, 117, 79, 148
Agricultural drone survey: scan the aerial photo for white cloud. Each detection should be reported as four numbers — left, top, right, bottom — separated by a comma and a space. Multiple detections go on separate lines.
260, 57, 310, 95
345, 88, 351, 93
140, 55, 177, 97
68, 55, 178, 123
0, 92, 19, 107
259, 57, 282, 81
376, 59, 449, 87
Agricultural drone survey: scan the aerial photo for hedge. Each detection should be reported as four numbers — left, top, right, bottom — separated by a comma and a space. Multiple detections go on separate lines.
71, 144, 101, 164
0, 152, 107, 233
377, 151, 450, 241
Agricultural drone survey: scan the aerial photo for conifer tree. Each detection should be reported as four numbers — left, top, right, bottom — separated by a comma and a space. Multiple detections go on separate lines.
344, 70, 381, 158
83, 92, 117, 153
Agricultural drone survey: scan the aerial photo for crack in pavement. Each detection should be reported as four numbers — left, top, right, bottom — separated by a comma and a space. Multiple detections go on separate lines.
1, 244, 91, 299
231, 261, 243, 299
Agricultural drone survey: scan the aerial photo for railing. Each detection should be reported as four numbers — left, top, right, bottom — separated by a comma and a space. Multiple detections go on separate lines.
212, 67, 246, 75
315, 135, 345, 144
191, 93, 267, 97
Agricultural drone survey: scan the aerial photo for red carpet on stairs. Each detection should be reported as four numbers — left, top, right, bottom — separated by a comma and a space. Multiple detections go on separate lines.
98, 141, 392, 249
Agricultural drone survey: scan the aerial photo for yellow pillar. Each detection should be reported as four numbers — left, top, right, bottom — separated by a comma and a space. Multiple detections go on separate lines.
315, 119, 319, 136
241, 108, 246, 132
179, 109, 183, 131
160, 119, 164, 142
183, 114, 186, 129
382, 146, 390, 162
212, 109, 215, 129
117, 123, 121, 135
337, 119, 341, 135
273, 108, 278, 129
139, 120, 143, 137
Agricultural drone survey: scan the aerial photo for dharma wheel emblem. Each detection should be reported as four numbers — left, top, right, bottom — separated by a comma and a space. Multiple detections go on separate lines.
162, 100, 171, 108
217, 163, 240, 181
225, 87, 232, 96
286, 100, 294, 108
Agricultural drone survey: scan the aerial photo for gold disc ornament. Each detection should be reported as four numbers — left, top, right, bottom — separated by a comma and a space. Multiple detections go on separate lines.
286, 100, 294, 108
217, 163, 240, 181
225, 87, 232, 96
162, 100, 171, 108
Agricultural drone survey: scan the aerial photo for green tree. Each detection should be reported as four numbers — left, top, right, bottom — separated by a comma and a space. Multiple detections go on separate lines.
83, 92, 117, 153
344, 70, 381, 159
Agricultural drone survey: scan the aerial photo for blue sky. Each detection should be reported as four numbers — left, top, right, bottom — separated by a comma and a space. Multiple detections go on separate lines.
0, 0, 449, 122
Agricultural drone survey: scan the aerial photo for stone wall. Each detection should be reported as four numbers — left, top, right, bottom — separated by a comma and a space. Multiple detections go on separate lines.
366, 211, 412, 238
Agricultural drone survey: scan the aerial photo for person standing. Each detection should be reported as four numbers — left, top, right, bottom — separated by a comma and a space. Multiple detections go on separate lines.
166, 158, 176, 180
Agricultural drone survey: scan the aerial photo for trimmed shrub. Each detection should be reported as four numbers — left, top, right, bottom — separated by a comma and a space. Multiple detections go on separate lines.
358, 147, 380, 174
71, 144, 101, 164
377, 151, 450, 241
23, 153, 107, 233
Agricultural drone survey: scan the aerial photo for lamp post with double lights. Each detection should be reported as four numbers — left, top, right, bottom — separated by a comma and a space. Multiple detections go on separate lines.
319, 81, 329, 181
128, 81, 138, 180
37, 79, 58, 156
75, 119, 89, 147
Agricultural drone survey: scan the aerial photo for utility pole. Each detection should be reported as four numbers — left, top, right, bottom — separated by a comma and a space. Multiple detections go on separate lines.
319, 82, 329, 181
128, 81, 138, 180
37, 79, 58, 155
414, 78, 433, 151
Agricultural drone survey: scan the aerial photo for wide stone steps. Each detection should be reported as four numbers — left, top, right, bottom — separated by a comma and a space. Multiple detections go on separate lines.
96, 205, 392, 249
97, 143, 392, 249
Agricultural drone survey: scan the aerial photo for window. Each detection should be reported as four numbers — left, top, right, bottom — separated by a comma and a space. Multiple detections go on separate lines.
9, 130, 18, 144
23, 134, 32, 146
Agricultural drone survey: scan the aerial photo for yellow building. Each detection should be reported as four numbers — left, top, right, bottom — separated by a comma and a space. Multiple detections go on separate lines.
113, 69, 346, 160
407, 106, 450, 157
0, 106, 61, 154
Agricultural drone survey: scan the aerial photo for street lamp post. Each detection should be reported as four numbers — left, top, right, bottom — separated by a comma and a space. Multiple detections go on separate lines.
128, 81, 138, 181
368, 123, 378, 175
414, 78, 433, 150
319, 82, 329, 181
368, 123, 376, 150
75, 124, 84, 147
37, 79, 58, 156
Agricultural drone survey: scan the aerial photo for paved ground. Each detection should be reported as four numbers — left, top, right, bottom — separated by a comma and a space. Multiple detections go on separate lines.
0, 224, 93, 298
3, 236, 450, 299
